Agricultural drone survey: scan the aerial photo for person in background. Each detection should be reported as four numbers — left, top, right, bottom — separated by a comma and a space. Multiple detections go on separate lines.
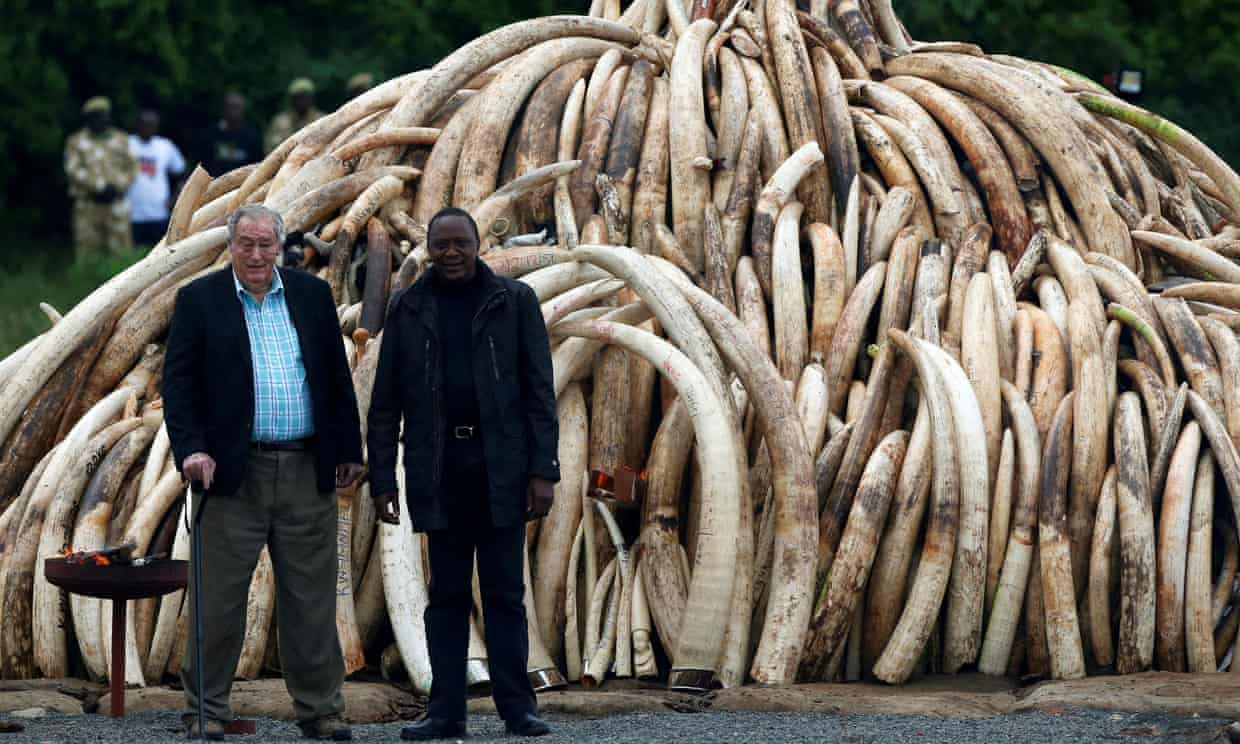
206, 92, 263, 177
266, 77, 324, 153
65, 96, 137, 258
345, 72, 373, 100
128, 109, 187, 247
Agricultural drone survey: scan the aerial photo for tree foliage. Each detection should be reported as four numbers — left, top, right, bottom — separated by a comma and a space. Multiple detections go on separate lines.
897, 0, 1240, 180
0, 0, 579, 246
2, 0, 1238, 248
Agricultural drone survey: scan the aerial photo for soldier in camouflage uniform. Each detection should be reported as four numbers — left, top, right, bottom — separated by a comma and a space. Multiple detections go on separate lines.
65, 97, 137, 257
345, 72, 373, 99
264, 78, 324, 153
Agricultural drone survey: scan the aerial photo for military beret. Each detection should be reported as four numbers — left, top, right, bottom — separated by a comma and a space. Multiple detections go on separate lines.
82, 96, 111, 115
287, 78, 315, 96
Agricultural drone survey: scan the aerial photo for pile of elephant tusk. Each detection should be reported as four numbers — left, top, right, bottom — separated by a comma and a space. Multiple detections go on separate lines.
4, 0, 1240, 695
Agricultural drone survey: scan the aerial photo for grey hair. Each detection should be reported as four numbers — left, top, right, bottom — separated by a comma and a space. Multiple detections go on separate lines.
227, 204, 286, 245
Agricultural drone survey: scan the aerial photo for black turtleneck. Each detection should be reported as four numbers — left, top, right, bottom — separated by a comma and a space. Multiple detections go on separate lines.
432, 267, 484, 429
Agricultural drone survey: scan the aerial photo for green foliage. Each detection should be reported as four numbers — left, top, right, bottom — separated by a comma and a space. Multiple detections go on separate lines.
2, 0, 1238, 253
896, 0, 1240, 174
0, 246, 145, 357
0, 0, 582, 248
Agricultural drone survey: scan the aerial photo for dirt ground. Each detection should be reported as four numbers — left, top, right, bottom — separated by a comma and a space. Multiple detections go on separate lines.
3, 671, 1240, 722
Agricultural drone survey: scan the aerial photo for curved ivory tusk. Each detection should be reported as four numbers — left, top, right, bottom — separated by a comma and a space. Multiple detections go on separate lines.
27, 389, 136, 678
552, 319, 740, 691
873, 331, 959, 684
475, 161, 582, 248
381, 445, 433, 694
650, 256, 817, 684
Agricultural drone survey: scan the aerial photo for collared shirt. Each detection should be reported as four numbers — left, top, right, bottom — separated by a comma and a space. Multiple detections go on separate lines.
234, 270, 315, 441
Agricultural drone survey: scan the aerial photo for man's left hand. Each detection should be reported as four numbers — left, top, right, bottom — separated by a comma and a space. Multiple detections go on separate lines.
336, 462, 365, 489
526, 477, 555, 520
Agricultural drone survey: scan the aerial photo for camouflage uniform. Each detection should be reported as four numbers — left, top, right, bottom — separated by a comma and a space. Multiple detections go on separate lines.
345, 72, 373, 98
264, 108, 324, 154
65, 127, 137, 257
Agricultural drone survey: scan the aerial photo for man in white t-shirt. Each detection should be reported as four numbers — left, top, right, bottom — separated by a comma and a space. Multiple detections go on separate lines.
128, 109, 187, 247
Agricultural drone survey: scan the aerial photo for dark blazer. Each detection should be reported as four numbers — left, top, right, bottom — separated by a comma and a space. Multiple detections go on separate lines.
367, 260, 560, 532
162, 266, 363, 497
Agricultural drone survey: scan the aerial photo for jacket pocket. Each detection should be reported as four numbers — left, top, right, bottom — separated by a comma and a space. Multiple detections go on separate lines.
488, 332, 526, 437
403, 447, 435, 494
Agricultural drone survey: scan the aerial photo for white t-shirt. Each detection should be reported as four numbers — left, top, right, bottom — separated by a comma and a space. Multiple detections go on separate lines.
127, 135, 186, 222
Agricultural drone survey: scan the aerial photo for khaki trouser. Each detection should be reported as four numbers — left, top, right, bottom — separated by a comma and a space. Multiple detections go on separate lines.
72, 199, 131, 258
181, 449, 344, 725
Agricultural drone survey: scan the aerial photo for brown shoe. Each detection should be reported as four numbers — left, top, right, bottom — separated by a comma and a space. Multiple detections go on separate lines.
182, 714, 225, 741
299, 714, 353, 741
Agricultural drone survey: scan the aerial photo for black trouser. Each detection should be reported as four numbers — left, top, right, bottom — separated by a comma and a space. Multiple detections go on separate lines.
132, 218, 169, 246
424, 438, 536, 723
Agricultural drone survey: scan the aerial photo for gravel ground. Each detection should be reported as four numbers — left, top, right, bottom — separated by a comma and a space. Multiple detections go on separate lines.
0, 709, 1231, 743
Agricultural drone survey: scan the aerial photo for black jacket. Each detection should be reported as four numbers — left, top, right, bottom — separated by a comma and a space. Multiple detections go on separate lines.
367, 260, 560, 532
161, 267, 363, 497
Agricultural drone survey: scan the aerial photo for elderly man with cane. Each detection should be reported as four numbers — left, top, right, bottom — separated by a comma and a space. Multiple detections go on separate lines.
368, 208, 559, 740
162, 204, 364, 740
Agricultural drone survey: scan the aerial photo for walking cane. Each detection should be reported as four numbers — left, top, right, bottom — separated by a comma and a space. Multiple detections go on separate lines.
188, 482, 209, 741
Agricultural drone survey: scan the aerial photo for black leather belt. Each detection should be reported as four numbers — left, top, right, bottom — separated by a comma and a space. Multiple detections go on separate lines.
250, 438, 313, 452
449, 425, 479, 440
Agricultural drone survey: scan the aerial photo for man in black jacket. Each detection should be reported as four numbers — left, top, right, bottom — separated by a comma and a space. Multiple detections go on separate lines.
368, 208, 559, 740
162, 204, 363, 741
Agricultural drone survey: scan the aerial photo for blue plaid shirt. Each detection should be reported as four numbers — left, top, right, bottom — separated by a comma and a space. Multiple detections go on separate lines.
234, 270, 315, 441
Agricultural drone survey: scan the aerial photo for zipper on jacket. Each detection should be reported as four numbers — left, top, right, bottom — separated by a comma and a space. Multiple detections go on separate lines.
423, 338, 431, 391
425, 336, 442, 484
488, 335, 500, 382
472, 290, 506, 341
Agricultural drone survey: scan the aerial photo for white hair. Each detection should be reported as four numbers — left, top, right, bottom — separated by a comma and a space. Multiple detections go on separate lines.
227, 205, 286, 245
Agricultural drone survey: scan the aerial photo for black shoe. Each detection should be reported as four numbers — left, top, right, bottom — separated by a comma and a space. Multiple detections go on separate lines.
505, 713, 551, 737
400, 718, 467, 740
299, 714, 353, 740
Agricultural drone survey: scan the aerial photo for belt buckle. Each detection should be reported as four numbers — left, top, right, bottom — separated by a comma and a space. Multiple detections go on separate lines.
453, 425, 475, 440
